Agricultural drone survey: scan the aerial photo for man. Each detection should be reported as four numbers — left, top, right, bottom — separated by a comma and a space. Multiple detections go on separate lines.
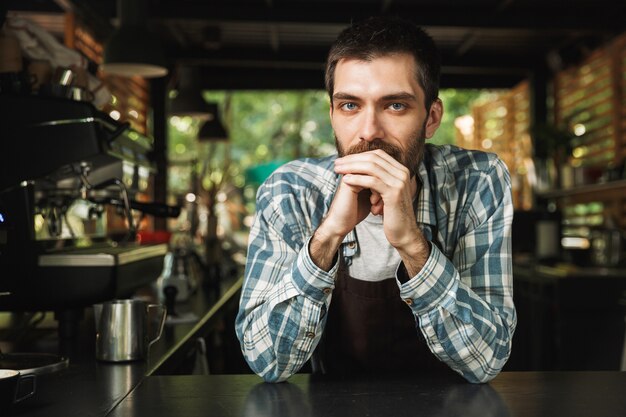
235, 16, 516, 384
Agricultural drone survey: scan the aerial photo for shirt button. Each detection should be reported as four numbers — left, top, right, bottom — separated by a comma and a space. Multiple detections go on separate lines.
323, 288, 332, 295
404, 298, 413, 305
347, 242, 356, 249
305, 331, 315, 338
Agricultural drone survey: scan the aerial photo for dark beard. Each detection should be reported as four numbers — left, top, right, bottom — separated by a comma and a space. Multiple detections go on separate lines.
335, 121, 427, 178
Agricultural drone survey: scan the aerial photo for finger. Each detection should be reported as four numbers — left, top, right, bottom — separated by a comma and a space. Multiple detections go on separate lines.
339, 174, 366, 193
371, 206, 384, 216
342, 174, 382, 193
370, 190, 383, 215
335, 150, 408, 183
370, 190, 382, 206
343, 173, 410, 215
335, 150, 402, 170
370, 190, 381, 204
336, 149, 406, 174
335, 160, 401, 187
371, 199, 384, 216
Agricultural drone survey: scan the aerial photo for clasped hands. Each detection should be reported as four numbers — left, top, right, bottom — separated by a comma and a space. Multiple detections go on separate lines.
309, 149, 428, 277
331, 149, 419, 242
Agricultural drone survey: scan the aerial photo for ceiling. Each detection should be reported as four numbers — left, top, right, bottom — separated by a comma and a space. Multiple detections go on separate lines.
4, 0, 626, 90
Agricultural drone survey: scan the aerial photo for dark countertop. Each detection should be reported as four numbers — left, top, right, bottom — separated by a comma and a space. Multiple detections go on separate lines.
107, 372, 626, 417
2, 274, 243, 417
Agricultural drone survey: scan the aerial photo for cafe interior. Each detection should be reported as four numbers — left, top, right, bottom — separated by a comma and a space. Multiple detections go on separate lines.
1, 0, 626, 416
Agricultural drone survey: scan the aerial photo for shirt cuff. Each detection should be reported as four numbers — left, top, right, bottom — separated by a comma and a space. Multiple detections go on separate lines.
397, 243, 458, 315
290, 236, 338, 304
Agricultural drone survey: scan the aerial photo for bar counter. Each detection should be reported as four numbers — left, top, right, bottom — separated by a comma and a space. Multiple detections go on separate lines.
4, 263, 625, 417
108, 372, 626, 417
510, 260, 626, 371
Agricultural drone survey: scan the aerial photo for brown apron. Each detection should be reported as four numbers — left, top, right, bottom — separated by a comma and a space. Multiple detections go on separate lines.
317, 259, 451, 376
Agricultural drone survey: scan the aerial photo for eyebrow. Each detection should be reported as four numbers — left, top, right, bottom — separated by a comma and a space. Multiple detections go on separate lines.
332, 92, 418, 102
332, 92, 360, 101
380, 92, 418, 102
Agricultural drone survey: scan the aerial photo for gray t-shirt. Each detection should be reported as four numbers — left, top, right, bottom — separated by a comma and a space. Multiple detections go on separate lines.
348, 213, 401, 281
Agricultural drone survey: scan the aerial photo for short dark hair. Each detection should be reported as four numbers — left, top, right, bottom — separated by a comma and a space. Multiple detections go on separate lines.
325, 16, 441, 110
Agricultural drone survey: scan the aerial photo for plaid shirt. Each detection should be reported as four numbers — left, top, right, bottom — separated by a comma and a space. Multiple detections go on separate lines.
236, 144, 516, 383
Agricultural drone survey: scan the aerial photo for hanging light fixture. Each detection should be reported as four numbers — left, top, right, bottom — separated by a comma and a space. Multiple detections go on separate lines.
101, 0, 168, 78
197, 103, 228, 142
169, 66, 209, 117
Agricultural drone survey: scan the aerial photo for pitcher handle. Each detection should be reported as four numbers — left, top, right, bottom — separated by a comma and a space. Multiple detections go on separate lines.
147, 304, 167, 347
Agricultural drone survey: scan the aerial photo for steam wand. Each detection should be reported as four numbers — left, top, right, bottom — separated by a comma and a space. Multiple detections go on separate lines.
77, 162, 92, 200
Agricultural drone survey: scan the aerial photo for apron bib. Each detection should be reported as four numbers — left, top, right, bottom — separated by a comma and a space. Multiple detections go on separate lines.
318, 259, 451, 375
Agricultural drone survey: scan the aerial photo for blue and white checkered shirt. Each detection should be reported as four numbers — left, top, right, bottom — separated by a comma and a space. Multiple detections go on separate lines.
236, 144, 516, 383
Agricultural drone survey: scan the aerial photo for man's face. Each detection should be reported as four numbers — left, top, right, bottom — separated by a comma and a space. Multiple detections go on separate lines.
330, 53, 442, 177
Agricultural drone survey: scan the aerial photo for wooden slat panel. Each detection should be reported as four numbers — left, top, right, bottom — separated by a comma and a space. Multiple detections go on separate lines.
578, 143, 614, 160
572, 132, 614, 150
574, 136, 613, 153
554, 38, 620, 171
557, 71, 611, 104
455, 80, 532, 210
574, 117, 613, 138
544, 32, 626, 235
559, 88, 612, 116
613, 33, 625, 168
558, 55, 609, 86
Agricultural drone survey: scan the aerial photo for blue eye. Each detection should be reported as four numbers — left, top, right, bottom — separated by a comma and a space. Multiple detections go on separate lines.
390, 103, 406, 111
341, 102, 357, 111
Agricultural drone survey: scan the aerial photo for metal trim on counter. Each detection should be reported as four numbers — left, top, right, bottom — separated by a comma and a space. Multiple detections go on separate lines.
147, 276, 243, 376
38, 244, 168, 267
534, 263, 626, 278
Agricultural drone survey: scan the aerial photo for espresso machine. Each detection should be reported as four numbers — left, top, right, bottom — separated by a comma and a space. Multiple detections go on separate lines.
0, 94, 178, 337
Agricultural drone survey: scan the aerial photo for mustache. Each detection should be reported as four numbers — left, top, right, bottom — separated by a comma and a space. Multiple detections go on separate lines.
340, 139, 403, 162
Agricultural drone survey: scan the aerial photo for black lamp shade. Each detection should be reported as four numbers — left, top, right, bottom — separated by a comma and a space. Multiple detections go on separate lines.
169, 66, 209, 116
170, 89, 210, 117
101, 25, 168, 78
198, 103, 228, 141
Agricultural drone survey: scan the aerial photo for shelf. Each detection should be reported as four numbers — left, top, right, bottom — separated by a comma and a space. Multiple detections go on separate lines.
536, 179, 626, 199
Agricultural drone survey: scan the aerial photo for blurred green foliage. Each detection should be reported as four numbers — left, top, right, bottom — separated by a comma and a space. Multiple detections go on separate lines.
167, 89, 491, 215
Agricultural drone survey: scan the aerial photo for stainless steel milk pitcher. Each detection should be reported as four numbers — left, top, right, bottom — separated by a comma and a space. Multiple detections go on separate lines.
94, 299, 166, 362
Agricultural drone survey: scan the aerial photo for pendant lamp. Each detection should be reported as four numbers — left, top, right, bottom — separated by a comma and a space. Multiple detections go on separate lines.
170, 66, 210, 117
101, 0, 168, 78
198, 103, 228, 142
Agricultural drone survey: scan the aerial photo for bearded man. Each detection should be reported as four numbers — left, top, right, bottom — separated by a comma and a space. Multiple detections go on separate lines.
236, 16, 516, 384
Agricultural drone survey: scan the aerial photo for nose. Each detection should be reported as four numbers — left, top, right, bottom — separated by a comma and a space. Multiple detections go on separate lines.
358, 108, 384, 142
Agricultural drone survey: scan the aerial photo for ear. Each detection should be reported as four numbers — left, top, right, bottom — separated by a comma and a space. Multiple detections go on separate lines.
424, 98, 443, 139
